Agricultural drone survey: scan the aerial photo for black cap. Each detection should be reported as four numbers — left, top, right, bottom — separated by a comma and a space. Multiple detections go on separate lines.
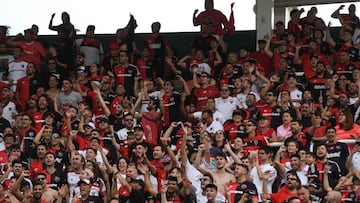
78, 179, 91, 186
99, 117, 109, 123
134, 124, 144, 131
258, 39, 266, 44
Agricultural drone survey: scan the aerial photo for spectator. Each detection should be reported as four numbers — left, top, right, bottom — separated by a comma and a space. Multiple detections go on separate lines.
56, 77, 82, 114
307, 143, 341, 200
331, 4, 360, 30
48, 12, 75, 41
113, 51, 140, 96
75, 25, 104, 67
143, 21, 172, 79
215, 84, 240, 121
261, 169, 300, 203
249, 146, 277, 199
7, 29, 46, 70
3, 46, 27, 91
0, 42, 14, 80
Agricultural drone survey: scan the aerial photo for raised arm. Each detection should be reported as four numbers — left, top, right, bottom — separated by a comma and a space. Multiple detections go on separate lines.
166, 56, 181, 75
193, 9, 199, 26
325, 23, 336, 47
264, 34, 274, 58
331, 5, 344, 19
131, 90, 144, 118
33, 125, 46, 145
137, 164, 158, 197
10, 171, 29, 201
177, 55, 192, 69
113, 166, 132, 193
193, 144, 214, 176
224, 141, 241, 164
93, 82, 111, 117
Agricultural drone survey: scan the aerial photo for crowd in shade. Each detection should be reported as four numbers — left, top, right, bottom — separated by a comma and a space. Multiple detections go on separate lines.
0, 0, 360, 202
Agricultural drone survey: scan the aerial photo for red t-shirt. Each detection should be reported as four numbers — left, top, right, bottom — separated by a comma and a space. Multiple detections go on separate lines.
192, 86, 220, 111
15, 41, 46, 69
270, 186, 298, 203
29, 160, 45, 179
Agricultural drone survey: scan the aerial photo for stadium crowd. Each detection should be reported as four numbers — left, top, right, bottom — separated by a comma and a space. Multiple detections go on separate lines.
0, 0, 360, 202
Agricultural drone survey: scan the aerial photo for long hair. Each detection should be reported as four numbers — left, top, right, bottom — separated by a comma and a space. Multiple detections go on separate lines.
339, 109, 353, 131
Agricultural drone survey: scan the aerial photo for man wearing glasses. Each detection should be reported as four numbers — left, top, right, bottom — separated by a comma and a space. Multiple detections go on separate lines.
34, 172, 58, 202
261, 169, 300, 203
215, 84, 241, 121
259, 89, 283, 129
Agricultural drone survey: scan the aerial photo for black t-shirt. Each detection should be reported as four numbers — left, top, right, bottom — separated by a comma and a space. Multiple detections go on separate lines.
229, 181, 258, 203
0, 117, 10, 134
119, 189, 145, 203
80, 195, 102, 203
49, 168, 66, 189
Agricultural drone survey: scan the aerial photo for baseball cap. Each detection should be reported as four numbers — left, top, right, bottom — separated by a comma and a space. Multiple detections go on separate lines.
24, 28, 34, 35
84, 122, 95, 129
99, 117, 110, 123
258, 39, 266, 44
78, 178, 91, 186
134, 124, 144, 131
190, 60, 198, 67
43, 112, 55, 119
76, 66, 86, 74
84, 168, 94, 178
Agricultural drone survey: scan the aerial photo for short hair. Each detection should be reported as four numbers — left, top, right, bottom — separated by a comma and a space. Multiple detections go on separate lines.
236, 163, 249, 172
204, 183, 218, 191
267, 89, 277, 97
12, 159, 23, 166
325, 126, 336, 133
202, 109, 213, 117
10, 144, 21, 151
259, 146, 273, 155
215, 152, 227, 159
45, 152, 55, 158
290, 153, 301, 160
291, 120, 302, 125
202, 174, 214, 183
286, 169, 301, 183
167, 176, 178, 183
14, 46, 23, 52
247, 119, 258, 127
284, 196, 301, 203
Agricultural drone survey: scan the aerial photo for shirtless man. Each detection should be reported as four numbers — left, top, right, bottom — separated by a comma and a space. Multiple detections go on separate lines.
35, 173, 58, 202
194, 147, 235, 195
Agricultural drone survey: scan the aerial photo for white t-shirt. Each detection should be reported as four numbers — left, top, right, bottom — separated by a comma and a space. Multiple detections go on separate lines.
140, 91, 160, 112
7, 60, 27, 91
215, 96, 241, 121
206, 120, 224, 134
236, 92, 260, 109
75, 38, 104, 66
351, 152, 360, 171
78, 149, 108, 167
68, 171, 81, 203
193, 111, 226, 125
290, 89, 303, 107
250, 163, 277, 199
285, 162, 309, 185
2, 101, 18, 123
